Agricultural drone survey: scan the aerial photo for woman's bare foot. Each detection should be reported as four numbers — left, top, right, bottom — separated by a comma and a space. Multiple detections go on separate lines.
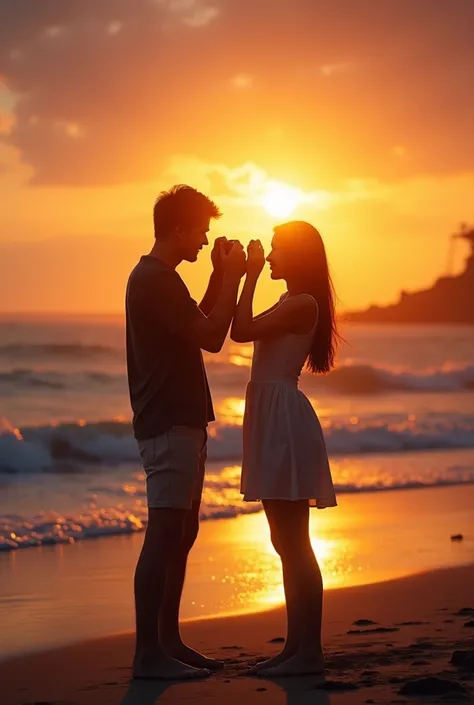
248, 647, 296, 675
168, 643, 225, 670
132, 654, 210, 680
258, 650, 325, 679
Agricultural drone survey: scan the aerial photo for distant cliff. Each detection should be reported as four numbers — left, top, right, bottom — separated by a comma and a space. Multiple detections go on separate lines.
343, 226, 474, 324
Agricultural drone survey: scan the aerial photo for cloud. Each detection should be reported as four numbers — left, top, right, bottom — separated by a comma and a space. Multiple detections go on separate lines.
164, 154, 333, 211
0, 141, 33, 191
392, 145, 409, 159
163, 153, 474, 228
1, 149, 473, 312
182, 5, 220, 27
162, 0, 220, 27
319, 61, 355, 77
0, 109, 15, 135
0, 0, 473, 186
231, 74, 254, 89
106, 21, 124, 36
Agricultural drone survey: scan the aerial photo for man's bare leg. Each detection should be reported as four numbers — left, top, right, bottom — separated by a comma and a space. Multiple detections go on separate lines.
158, 501, 224, 669
133, 507, 210, 679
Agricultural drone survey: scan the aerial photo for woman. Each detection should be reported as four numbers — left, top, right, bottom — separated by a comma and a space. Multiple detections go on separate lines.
231, 221, 338, 678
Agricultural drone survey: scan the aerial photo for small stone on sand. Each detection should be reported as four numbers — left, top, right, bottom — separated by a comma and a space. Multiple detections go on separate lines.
399, 677, 465, 696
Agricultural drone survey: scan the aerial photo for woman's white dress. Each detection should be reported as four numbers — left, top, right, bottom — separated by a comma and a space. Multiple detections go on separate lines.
241, 294, 337, 508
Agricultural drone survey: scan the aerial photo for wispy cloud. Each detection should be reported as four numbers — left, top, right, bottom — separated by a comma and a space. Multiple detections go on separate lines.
0, 109, 15, 135
319, 61, 355, 77
165, 155, 338, 216
231, 74, 254, 89
160, 0, 220, 27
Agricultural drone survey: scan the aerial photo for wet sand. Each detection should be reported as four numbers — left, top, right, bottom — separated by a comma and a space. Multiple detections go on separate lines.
2, 564, 474, 705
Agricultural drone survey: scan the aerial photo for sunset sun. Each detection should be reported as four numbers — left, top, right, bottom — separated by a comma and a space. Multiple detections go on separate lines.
261, 183, 301, 218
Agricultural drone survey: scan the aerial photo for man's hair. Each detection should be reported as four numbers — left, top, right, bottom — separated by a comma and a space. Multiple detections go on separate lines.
153, 184, 221, 239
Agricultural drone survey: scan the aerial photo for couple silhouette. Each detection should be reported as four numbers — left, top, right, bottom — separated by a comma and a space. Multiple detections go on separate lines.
125, 185, 338, 681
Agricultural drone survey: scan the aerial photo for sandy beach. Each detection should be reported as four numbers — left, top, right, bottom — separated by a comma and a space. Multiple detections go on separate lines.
2, 564, 473, 705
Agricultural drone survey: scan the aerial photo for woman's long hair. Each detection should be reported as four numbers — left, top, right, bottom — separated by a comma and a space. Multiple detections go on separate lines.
274, 221, 339, 374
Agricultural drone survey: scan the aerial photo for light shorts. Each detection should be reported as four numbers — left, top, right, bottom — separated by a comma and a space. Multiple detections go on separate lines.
137, 426, 207, 510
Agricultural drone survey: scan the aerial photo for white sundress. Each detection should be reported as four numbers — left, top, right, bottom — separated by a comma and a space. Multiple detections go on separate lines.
241, 294, 337, 509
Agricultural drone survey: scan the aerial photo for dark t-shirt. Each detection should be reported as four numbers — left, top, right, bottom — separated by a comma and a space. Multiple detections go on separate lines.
126, 256, 214, 440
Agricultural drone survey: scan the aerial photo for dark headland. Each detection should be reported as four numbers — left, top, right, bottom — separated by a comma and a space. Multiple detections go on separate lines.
344, 225, 474, 324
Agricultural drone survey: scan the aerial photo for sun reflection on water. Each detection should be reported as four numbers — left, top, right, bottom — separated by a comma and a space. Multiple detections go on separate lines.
215, 397, 246, 425
228, 354, 251, 367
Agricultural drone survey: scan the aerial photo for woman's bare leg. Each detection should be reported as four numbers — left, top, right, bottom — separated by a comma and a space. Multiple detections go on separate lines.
252, 500, 325, 678
248, 500, 300, 672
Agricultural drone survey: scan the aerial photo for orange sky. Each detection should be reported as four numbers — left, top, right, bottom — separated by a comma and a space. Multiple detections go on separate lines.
1, 0, 473, 314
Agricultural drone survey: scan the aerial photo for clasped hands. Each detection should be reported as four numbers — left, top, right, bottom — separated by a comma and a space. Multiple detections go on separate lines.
211, 237, 265, 281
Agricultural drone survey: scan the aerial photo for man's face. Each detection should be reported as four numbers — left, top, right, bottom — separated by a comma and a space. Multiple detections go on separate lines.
177, 216, 210, 262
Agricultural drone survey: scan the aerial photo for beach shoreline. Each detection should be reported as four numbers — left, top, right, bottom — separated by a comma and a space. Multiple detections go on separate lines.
2, 564, 473, 705
1, 482, 473, 664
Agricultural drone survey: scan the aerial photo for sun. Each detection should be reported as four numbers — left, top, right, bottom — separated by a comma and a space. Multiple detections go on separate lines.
261, 182, 301, 218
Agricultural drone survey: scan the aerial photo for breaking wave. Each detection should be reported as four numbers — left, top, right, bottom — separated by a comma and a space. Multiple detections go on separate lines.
1, 414, 474, 474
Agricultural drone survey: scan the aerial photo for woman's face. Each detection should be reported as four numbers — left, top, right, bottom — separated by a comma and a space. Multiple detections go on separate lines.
267, 235, 288, 279
266, 233, 297, 280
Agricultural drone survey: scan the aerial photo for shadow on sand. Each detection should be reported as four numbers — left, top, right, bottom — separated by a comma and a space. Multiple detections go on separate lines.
120, 675, 332, 705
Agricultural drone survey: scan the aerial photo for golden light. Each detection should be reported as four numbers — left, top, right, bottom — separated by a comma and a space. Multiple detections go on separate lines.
261, 182, 301, 218
216, 396, 246, 424
229, 354, 251, 367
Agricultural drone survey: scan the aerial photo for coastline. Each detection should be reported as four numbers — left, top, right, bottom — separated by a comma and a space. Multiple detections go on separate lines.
2, 564, 473, 705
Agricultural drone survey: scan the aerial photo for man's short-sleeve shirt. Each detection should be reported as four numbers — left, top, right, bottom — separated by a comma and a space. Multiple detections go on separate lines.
126, 256, 215, 440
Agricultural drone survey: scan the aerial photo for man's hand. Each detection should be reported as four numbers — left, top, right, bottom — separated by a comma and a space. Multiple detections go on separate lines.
221, 241, 246, 281
189, 240, 245, 353
210, 236, 228, 276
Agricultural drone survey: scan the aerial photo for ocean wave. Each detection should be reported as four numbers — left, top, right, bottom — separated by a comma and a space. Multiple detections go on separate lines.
1, 414, 474, 474
0, 343, 121, 359
176, 360, 474, 394
1, 472, 473, 551
1, 361, 474, 395
0, 509, 146, 551
0, 369, 124, 393
312, 363, 474, 394
0, 370, 65, 390
0, 500, 266, 551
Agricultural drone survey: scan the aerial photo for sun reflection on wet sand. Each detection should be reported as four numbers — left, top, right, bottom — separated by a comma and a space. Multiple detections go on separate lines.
186, 483, 474, 618
1, 485, 472, 658
187, 510, 361, 616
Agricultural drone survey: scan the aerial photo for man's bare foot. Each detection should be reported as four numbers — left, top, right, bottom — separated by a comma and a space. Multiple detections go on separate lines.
132, 654, 210, 680
248, 648, 295, 675
168, 643, 225, 670
258, 650, 325, 679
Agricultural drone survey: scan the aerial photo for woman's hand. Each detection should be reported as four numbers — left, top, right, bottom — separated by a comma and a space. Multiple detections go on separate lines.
247, 239, 265, 278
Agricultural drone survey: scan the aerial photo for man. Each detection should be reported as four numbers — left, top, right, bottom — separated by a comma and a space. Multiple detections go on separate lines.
126, 184, 245, 679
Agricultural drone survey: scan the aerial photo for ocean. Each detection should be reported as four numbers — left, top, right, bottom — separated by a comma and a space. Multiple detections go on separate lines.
1, 315, 473, 551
